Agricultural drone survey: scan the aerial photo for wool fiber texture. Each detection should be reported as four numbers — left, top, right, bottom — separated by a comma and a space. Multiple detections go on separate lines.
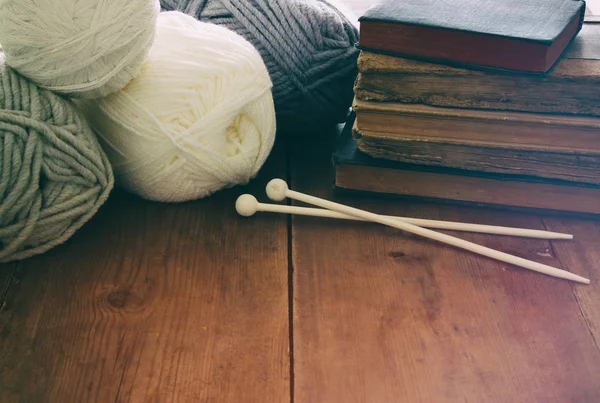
160, 0, 360, 128
78, 11, 276, 203
0, 56, 114, 263
0, 0, 160, 99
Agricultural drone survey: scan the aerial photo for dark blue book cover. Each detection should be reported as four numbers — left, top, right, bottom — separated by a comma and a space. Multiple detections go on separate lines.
358, 0, 586, 72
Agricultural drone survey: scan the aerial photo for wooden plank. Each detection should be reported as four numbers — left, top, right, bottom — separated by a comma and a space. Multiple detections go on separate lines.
290, 131, 600, 403
0, 147, 290, 403
544, 217, 600, 349
0, 263, 17, 311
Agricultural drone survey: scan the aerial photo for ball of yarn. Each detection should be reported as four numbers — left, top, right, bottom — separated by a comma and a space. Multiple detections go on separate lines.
160, 0, 360, 129
0, 0, 160, 99
77, 11, 276, 203
0, 57, 114, 263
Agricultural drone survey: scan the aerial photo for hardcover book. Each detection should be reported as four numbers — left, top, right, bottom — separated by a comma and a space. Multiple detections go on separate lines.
353, 123, 600, 186
358, 0, 586, 73
354, 23, 600, 115
352, 98, 600, 154
333, 115, 600, 215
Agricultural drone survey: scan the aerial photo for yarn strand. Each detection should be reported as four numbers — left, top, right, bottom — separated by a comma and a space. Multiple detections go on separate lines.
161, 0, 359, 127
78, 12, 275, 202
0, 0, 160, 98
0, 61, 114, 263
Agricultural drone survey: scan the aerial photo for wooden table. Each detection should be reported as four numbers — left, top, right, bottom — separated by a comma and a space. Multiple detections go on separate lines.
2, 2, 600, 402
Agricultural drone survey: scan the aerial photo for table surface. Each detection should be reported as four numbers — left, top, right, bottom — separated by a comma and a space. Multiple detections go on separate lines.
2, 1, 600, 402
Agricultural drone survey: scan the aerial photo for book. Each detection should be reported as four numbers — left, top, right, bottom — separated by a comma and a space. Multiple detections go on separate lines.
358, 0, 586, 73
333, 115, 600, 215
354, 22, 600, 116
353, 123, 600, 186
352, 98, 600, 154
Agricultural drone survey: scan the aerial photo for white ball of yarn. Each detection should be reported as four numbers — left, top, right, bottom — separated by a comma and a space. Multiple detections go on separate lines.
0, 0, 160, 99
77, 11, 276, 202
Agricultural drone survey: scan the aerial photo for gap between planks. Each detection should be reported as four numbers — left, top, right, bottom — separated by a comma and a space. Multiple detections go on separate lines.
0, 262, 19, 312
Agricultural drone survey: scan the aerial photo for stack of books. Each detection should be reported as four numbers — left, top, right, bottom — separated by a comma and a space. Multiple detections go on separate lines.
333, 0, 600, 215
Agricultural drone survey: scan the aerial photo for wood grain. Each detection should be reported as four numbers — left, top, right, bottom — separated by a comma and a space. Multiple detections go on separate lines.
0, 149, 290, 403
544, 217, 600, 350
2, 2, 600, 403
291, 130, 600, 403
0, 263, 17, 311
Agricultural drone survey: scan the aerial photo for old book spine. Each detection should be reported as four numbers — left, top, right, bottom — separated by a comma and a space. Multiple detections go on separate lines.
334, 164, 600, 215
354, 70, 600, 116
334, 114, 600, 215
352, 100, 600, 153
355, 133, 600, 186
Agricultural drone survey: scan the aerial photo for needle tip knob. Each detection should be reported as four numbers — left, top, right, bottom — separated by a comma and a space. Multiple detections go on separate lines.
236, 194, 259, 217
266, 179, 288, 201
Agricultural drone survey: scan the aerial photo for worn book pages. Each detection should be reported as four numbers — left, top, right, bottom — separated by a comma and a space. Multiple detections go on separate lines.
354, 23, 600, 115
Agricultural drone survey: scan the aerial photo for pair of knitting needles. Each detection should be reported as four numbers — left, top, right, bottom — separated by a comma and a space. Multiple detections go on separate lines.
235, 179, 590, 284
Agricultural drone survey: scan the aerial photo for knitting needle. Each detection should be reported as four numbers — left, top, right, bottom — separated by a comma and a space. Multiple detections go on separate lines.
235, 194, 572, 240
263, 179, 590, 284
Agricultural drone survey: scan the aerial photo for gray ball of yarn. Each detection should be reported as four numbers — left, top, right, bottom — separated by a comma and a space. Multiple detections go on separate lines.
160, 0, 360, 129
0, 56, 114, 263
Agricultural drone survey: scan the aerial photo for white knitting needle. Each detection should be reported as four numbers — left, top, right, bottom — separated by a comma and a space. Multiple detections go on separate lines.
235, 194, 572, 240
263, 179, 590, 284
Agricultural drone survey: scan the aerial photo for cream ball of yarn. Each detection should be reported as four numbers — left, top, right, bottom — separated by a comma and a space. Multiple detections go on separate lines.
0, 0, 160, 99
161, 0, 360, 129
77, 11, 276, 202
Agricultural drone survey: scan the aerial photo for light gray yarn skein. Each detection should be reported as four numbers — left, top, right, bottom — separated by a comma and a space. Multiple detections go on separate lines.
160, 0, 360, 129
0, 57, 114, 263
